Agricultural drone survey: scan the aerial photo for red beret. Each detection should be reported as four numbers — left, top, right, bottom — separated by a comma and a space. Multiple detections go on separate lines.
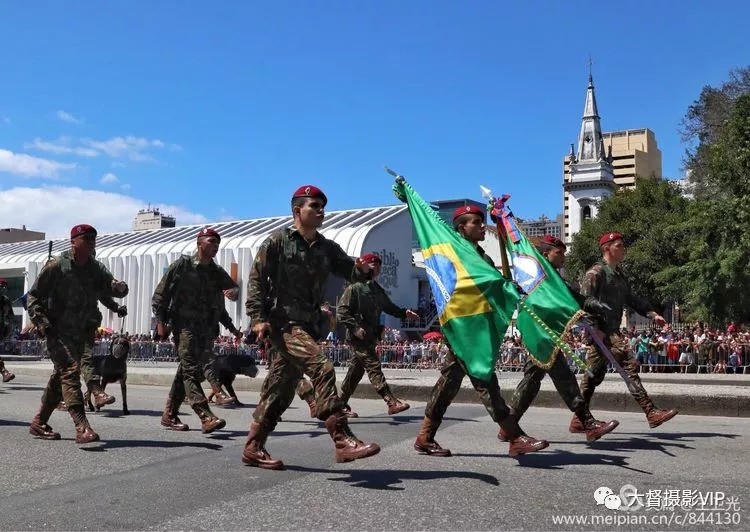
452, 205, 485, 222
0, 278, 7, 286
360, 253, 382, 264
542, 235, 566, 250
599, 232, 624, 246
70, 224, 97, 239
197, 227, 221, 241
292, 185, 327, 206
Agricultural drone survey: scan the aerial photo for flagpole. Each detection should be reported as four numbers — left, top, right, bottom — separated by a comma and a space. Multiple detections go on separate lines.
579, 321, 633, 386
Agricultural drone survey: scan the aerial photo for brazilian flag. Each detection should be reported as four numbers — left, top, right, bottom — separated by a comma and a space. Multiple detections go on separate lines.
395, 180, 519, 381
499, 211, 586, 369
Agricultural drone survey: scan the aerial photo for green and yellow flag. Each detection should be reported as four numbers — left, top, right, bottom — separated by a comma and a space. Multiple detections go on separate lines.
498, 210, 586, 369
394, 180, 519, 381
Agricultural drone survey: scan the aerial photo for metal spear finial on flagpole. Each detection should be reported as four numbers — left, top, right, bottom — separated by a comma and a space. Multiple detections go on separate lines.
384, 165, 406, 184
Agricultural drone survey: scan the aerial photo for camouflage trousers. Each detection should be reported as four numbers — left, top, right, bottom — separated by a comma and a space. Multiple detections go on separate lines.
259, 346, 314, 403
78, 333, 101, 391
339, 342, 391, 404
580, 332, 654, 412
425, 350, 510, 424
203, 351, 221, 390
168, 328, 214, 408
510, 354, 587, 420
253, 325, 341, 432
40, 331, 94, 410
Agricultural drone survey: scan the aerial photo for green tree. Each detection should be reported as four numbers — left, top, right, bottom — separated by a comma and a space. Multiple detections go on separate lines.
565, 177, 690, 312
659, 94, 750, 323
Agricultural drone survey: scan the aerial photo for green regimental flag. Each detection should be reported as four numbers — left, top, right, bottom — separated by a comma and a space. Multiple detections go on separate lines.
394, 179, 519, 381
499, 210, 586, 369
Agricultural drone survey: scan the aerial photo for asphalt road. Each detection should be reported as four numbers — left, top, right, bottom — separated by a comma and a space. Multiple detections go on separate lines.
1, 376, 748, 531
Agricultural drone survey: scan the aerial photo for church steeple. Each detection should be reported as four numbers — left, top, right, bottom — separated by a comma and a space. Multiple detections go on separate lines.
576, 73, 605, 162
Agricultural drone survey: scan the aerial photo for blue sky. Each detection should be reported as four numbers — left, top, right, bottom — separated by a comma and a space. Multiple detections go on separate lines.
1, 1, 748, 237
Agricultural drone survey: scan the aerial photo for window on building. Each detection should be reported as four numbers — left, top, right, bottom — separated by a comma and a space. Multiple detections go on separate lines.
582, 205, 592, 221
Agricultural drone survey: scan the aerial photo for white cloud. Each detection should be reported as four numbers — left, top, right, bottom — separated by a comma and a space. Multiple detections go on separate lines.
83, 136, 167, 162
57, 110, 84, 124
0, 149, 76, 178
100, 172, 119, 184
25, 137, 99, 158
0, 186, 208, 239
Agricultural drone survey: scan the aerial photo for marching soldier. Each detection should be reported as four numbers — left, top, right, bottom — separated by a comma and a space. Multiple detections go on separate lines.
153, 227, 239, 434
576, 232, 678, 430
26, 224, 129, 443
414, 206, 549, 457
0, 279, 16, 382
503, 235, 619, 442
242, 185, 380, 469
337, 252, 417, 417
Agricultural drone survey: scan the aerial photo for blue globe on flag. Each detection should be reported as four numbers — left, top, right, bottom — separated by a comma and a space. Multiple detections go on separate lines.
423, 253, 457, 316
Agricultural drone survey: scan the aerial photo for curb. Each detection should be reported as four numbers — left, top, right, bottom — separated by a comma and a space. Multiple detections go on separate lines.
11, 365, 750, 417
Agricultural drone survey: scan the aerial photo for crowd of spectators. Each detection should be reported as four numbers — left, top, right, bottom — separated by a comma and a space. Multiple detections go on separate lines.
4, 321, 749, 375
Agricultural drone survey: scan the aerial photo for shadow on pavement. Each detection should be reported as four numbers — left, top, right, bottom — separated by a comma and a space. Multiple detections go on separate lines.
513, 450, 653, 475
284, 465, 500, 491
3, 385, 45, 392
81, 439, 224, 452
0, 419, 30, 427
94, 409, 163, 418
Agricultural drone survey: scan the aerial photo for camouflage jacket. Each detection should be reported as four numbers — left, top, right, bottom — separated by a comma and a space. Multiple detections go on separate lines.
0, 294, 14, 340
152, 254, 238, 331
26, 251, 128, 335
580, 261, 653, 334
337, 280, 407, 343
246, 227, 365, 330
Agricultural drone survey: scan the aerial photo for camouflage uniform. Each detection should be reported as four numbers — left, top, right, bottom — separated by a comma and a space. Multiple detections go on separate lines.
424, 244, 511, 425
337, 279, 407, 405
247, 227, 366, 432
152, 254, 238, 421
0, 292, 15, 380
579, 261, 657, 411
26, 250, 127, 428
511, 354, 588, 420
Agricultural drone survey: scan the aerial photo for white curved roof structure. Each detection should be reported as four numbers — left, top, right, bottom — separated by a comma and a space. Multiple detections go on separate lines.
0, 204, 410, 335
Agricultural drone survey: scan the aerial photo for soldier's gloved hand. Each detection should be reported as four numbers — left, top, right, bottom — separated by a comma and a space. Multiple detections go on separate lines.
116, 305, 128, 318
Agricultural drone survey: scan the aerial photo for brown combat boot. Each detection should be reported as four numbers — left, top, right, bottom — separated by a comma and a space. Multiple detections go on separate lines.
499, 414, 549, 457
577, 411, 619, 442
241, 422, 284, 470
497, 409, 524, 442
192, 402, 226, 434
29, 404, 61, 440
209, 384, 236, 407
569, 414, 586, 433
160, 398, 189, 431
325, 413, 380, 463
384, 392, 410, 416
341, 404, 359, 418
2, 368, 15, 382
90, 385, 116, 409
69, 405, 100, 444
414, 416, 452, 457
646, 408, 678, 429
